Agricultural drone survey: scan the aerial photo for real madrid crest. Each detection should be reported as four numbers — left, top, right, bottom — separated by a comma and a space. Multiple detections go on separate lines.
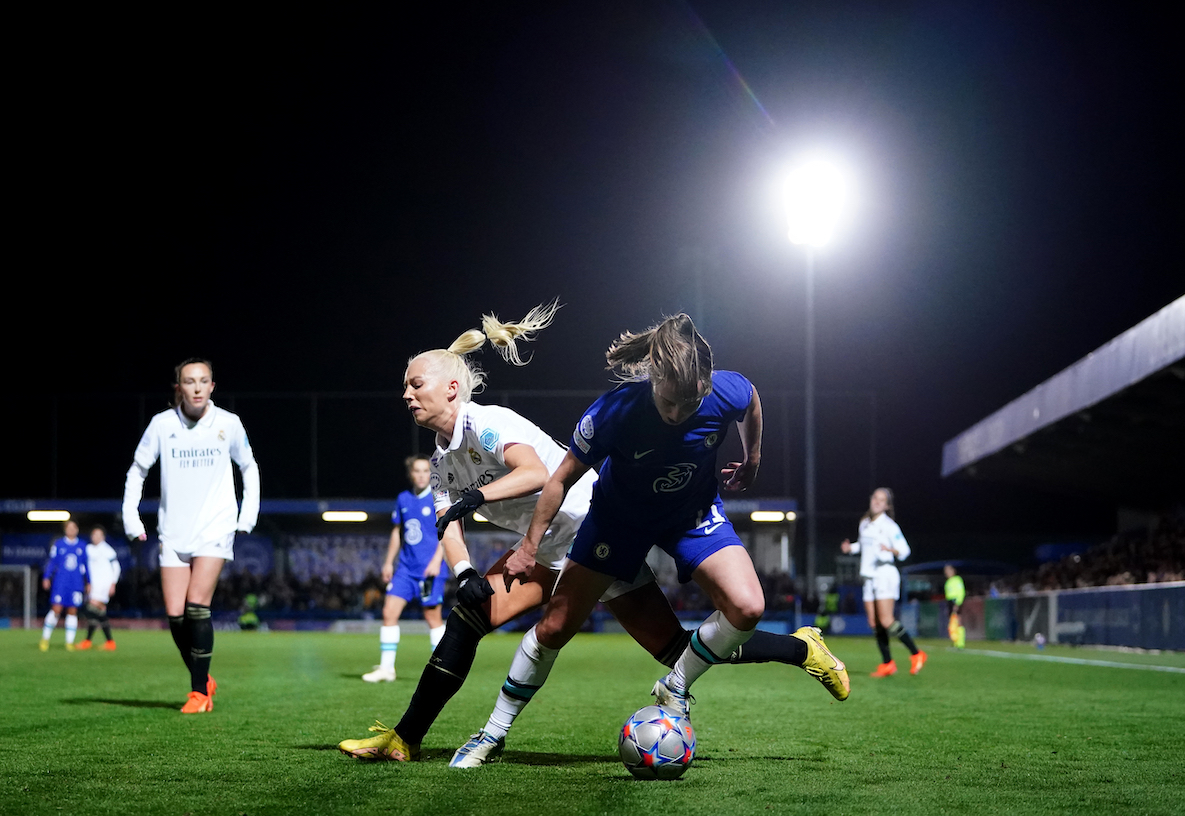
469, 448, 482, 465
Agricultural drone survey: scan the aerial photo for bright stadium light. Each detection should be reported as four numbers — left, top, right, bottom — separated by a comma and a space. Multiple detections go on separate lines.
785, 156, 850, 247
781, 151, 853, 596
322, 511, 368, 522
28, 510, 70, 522
750, 511, 786, 523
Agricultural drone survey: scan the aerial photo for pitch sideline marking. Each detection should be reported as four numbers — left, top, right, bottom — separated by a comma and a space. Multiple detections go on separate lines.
960, 648, 1185, 673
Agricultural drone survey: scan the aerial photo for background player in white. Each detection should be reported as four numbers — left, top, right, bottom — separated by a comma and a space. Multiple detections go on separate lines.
78, 524, 121, 651
123, 358, 260, 713
841, 487, 926, 676
362, 455, 447, 682
339, 305, 847, 765
39, 519, 89, 651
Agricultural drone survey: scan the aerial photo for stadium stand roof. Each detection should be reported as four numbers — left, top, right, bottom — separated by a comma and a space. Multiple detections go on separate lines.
941, 295, 1185, 507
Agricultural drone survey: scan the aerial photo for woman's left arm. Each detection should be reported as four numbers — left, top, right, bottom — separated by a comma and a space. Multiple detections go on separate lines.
722, 386, 762, 491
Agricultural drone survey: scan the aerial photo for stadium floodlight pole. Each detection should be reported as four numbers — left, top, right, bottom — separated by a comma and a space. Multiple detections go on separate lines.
785, 156, 848, 601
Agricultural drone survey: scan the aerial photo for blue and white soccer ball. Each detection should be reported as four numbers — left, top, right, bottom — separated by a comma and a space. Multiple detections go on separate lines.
618, 704, 696, 780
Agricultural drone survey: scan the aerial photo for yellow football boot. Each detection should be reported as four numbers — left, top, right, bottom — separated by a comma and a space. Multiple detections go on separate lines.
793, 626, 850, 701
338, 721, 420, 762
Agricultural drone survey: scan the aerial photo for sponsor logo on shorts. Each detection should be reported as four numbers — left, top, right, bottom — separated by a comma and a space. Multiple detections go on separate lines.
479, 428, 499, 452
653, 463, 697, 493
469, 448, 482, 465
594, 543, 611, 560
579, 415, 594, 439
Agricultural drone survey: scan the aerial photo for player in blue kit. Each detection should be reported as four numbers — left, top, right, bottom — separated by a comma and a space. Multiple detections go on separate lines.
449, 313, 848, 766
39, 519, 90, 651
339, 307, 847, 766
362, 455, 448, 682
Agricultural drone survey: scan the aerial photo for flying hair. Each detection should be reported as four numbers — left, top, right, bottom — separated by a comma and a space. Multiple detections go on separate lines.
605, 313, 713, 402
410, 300, 561, 402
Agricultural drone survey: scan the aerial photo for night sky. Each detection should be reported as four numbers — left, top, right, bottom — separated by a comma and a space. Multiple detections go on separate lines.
8, 3, 1182, 552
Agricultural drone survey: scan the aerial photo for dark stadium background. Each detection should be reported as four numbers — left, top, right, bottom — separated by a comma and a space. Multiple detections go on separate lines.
4, 2, 1181, 567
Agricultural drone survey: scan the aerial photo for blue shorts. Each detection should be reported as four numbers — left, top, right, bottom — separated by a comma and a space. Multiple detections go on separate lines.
569, 497, 741, 583
386, 569, 446, 607
50, 577, 86, 609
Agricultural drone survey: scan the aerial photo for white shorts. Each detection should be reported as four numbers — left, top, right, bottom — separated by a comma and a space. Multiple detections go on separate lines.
525, 535, 657, 603
159, 533, 236, 568
88, 587, 112, 605
862, 565, 901, 603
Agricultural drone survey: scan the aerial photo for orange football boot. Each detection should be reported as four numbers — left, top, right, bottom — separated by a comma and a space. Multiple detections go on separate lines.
910, 650, 928, 675
870, 659, 898, 678
181, 691, 213, 714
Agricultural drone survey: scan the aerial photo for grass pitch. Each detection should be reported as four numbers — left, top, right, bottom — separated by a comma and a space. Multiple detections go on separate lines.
2, 628, 1183, 815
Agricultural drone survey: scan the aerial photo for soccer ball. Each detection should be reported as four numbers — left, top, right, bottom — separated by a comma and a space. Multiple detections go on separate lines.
618, 704, 696, 780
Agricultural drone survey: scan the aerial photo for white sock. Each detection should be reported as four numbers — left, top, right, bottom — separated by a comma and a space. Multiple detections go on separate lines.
65, 614, 78, 645
379, 625, 400, 670
428, 624, 446, 652
665, 610, 754, 691
42, 610, 59, 640
484, 626, 560, 740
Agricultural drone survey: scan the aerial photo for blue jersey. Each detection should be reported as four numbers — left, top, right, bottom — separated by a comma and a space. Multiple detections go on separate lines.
391, 488, 446, 578
44, 537, 88, 600
569, 370, 754, 532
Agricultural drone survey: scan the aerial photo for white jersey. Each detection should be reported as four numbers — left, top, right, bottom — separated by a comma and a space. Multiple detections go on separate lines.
430, 401, 595, 561
122, 402, 260, 553
86, 540, 122, 592
849, 513, 910, 579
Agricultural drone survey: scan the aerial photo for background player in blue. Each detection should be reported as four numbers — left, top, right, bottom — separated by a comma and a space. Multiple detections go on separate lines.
362, 455, 448, 682
39, 519, 89, 651
463, 313, 847, 760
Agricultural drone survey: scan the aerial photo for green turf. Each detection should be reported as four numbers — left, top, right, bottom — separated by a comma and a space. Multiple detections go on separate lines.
2, 629, 1183, 815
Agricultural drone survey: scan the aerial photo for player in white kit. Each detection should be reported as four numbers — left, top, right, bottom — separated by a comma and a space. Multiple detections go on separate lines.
840, 488, 926, 676
123, 358, 260, 713
338, 304, 848, 764
78, 525, 122, 650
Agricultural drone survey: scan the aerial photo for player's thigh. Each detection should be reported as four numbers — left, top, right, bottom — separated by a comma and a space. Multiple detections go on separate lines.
161, 567, 193, 616
382, 593, 408, 626
690, 545, 765, 628
535, 560, 615, 649
483, 554, 554, 628
185, 557, 226, 606
862, 599, 877, 628
605, 580, 683, 656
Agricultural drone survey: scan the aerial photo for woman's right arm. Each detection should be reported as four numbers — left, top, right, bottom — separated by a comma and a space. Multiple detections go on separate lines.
503, 451, 591, 587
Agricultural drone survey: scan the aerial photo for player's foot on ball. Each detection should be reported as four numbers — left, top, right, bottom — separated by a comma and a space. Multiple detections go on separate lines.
338, 722, 420, 762
870, 660, 897, 678
651, 676, 694, 720
102, 640, 117, 651
77, 639, 93, 650
65, 643, 76, 652
449, 730, 506, 768
38, 639, 49, 652
792, 626, 850, 701
180, 691, 213, 714
362, 666, 396, 683
910, 650, 928, 675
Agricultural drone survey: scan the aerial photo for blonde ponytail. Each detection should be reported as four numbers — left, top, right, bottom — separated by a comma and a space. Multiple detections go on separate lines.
410, 300, 560, 402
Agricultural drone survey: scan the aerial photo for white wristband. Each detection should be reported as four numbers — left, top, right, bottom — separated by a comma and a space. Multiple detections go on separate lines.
454, 560, 474, 576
